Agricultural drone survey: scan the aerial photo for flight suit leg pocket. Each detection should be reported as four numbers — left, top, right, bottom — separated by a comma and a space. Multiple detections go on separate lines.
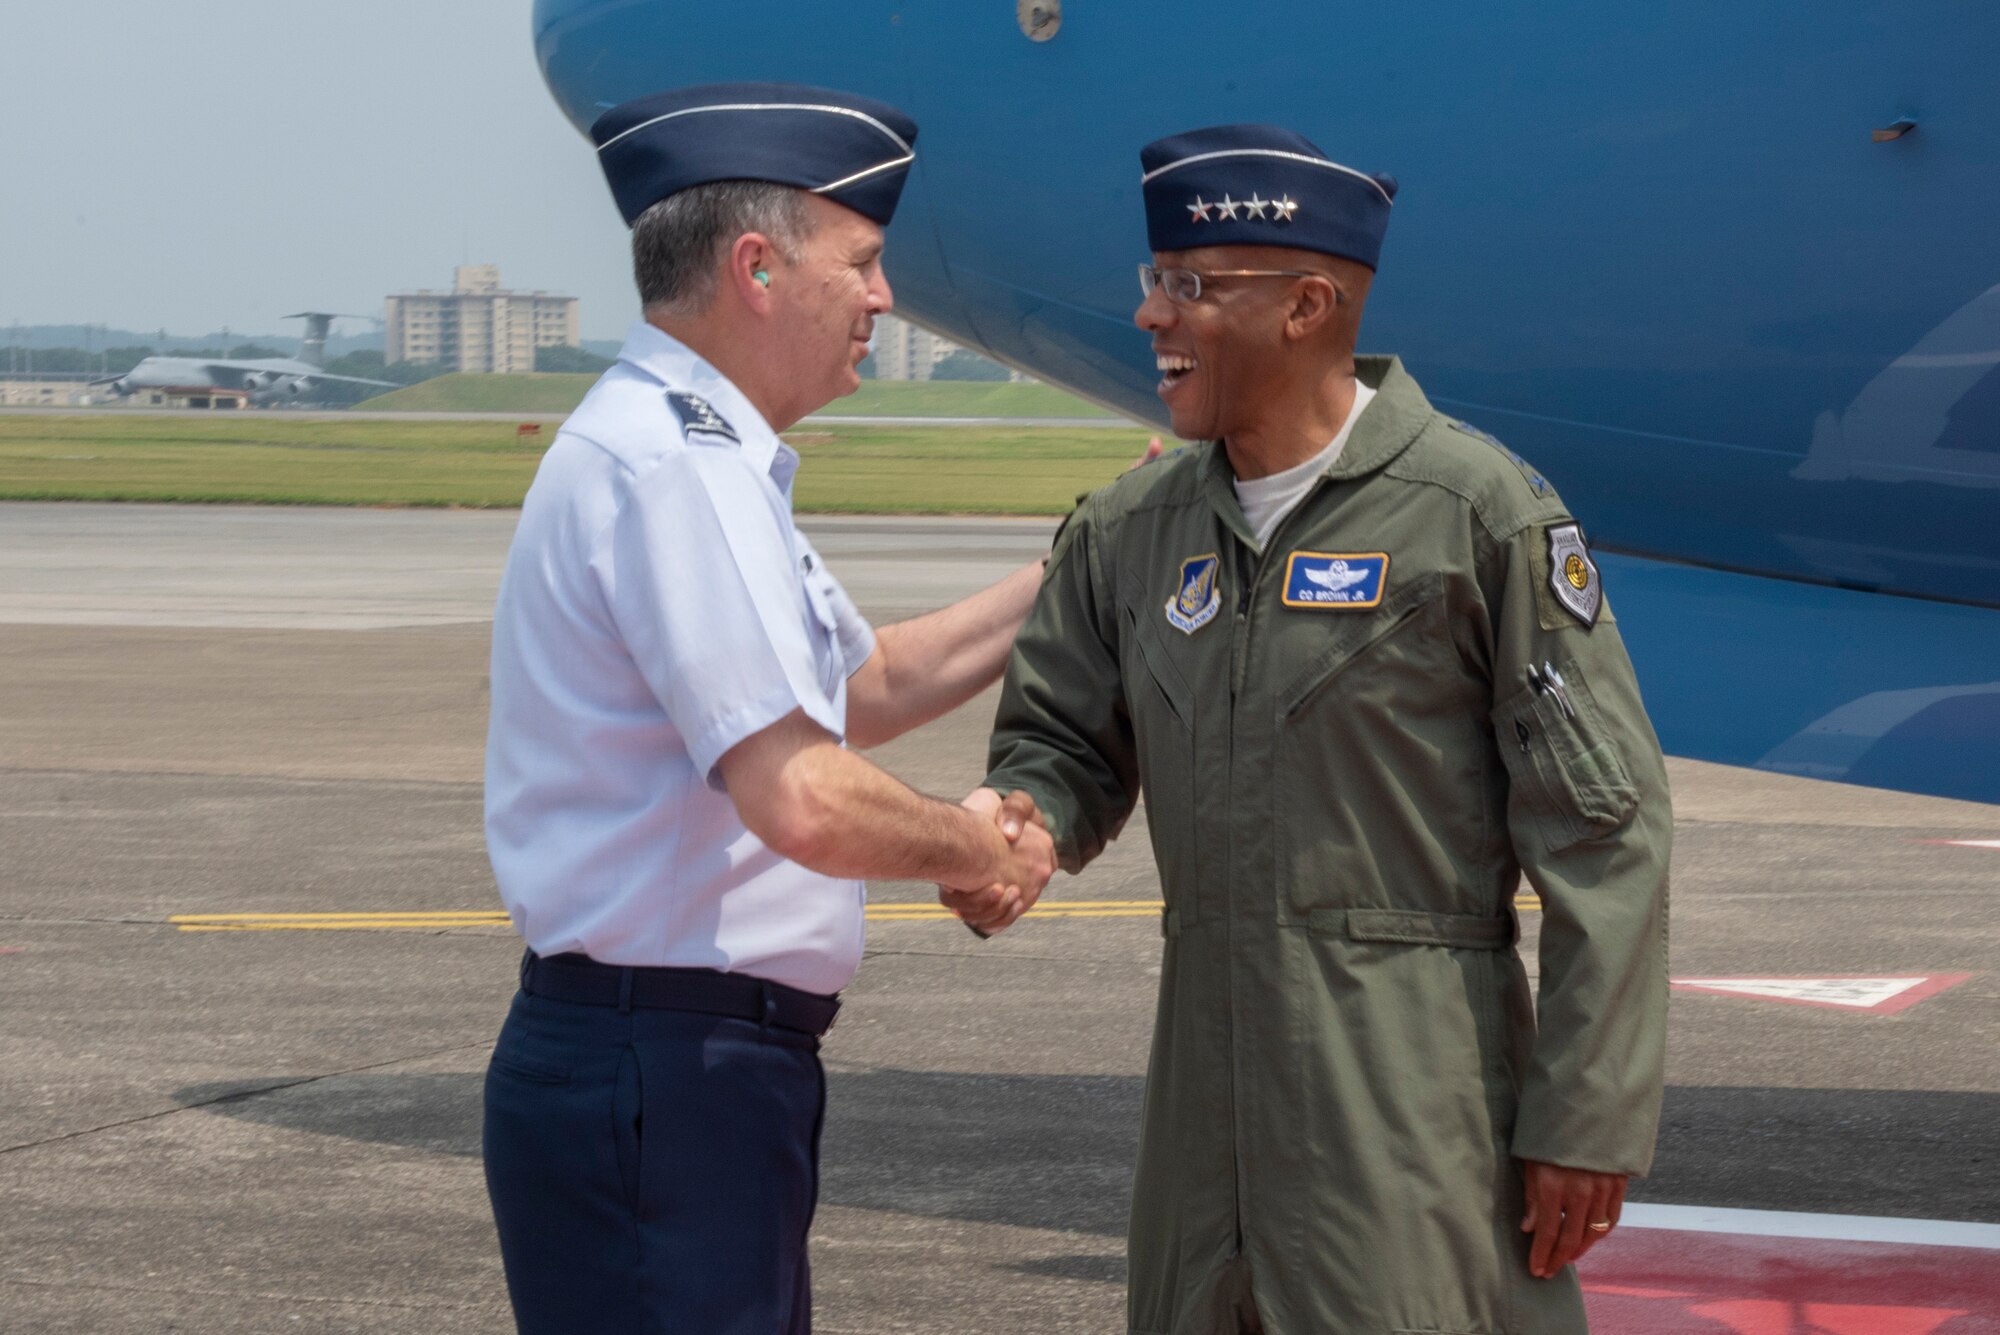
1491, 657, 1638, 853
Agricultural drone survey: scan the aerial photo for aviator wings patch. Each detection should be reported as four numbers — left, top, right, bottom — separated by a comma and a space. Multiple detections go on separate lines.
1282, 552, 1388, 609
667, 391, 740, 446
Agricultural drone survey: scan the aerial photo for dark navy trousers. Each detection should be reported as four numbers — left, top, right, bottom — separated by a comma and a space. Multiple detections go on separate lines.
483, 989, 826, 1335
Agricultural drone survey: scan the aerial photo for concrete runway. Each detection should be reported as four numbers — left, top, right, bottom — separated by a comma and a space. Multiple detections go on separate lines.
2, 503, 1996, 1332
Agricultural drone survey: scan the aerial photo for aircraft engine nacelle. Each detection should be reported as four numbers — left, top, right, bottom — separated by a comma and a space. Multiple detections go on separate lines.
240, 371, 275, 391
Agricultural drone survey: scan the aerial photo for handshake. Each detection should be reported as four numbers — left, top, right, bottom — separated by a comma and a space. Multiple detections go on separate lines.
938, 787, 1056, 937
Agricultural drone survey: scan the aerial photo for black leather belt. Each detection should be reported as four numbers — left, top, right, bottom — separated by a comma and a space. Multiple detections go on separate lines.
519, 951, 840, 1038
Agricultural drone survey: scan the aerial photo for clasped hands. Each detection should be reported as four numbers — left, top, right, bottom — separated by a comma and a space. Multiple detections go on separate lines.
938, 788, 1053, 936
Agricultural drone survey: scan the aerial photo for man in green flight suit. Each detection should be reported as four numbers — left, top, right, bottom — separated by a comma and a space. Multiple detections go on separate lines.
951, 124, 1672, 1332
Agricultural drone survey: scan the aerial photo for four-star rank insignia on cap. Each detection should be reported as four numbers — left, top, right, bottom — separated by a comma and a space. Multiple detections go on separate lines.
1282, 552, 1387, 609
1545, 523, 1601, 627
1187, 193, 1299, 224
667, 391, 740, 446
1165, 553, 1221, 634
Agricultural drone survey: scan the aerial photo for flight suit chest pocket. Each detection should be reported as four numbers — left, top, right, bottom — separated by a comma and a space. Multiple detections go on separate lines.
1277, 571, 1444, 718
1491, 655, 1638, 852
1121, 599, 1200, 933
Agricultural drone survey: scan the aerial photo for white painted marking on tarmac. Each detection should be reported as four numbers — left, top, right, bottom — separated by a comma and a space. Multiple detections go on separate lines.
1622, 1203, 2000, 1250
1669, 974, 1972, 1013
1936, 839, 2000, 850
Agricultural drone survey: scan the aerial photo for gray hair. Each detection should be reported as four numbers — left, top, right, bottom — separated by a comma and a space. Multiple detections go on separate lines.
632, 181, 816, 317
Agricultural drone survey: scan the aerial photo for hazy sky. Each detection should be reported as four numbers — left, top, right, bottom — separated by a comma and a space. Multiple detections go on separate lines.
1, 2, 640, 341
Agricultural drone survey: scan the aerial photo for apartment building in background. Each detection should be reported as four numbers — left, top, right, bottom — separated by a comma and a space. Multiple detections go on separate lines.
385, 265, 579, 373
871, 315, 959, 381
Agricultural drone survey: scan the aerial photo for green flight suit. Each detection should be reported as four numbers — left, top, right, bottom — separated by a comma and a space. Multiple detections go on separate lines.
985, 357, 1671, 1335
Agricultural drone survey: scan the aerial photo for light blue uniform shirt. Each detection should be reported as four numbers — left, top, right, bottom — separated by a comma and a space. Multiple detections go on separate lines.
485, 322, 876, 994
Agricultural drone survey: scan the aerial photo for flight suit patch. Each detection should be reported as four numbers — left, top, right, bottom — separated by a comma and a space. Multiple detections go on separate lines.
667, 391, 740, 445
1281, 552, 1387, 609
1164, 553, 1222, 634
1544, 523, 1602, 627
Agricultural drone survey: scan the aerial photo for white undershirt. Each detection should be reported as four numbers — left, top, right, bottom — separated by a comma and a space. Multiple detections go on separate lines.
1233, 382, 1376, 550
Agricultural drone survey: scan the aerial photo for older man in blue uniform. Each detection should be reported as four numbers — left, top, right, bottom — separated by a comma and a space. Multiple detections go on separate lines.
482, 83, 1055, 1335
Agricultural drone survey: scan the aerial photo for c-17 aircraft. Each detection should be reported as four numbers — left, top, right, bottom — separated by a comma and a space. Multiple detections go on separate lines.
92, 313, 395, 405
531, 0, 2000, 810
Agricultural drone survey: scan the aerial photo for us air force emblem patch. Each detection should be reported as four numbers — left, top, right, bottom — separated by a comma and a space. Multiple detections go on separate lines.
1281, 552, 1387, 609
1164, 554, 1221, 634
1545, 523, 1601, 627
667, 391, 740, 445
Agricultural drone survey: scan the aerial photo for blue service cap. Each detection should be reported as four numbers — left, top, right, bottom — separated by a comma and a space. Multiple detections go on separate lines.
590, 82, 918, 228
1140, 124, 1397, 270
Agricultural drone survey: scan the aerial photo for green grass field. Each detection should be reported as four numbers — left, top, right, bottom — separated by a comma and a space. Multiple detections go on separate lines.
814, 380, 1115, 418
353, 374, 1117, 419
352, 373, 599, 413
0, 414, 1153, 513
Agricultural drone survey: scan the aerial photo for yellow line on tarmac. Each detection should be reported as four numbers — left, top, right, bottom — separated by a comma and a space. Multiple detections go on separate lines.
177, 920, 509, 933
172, 911, 505, 923
173, 897, 1542, 932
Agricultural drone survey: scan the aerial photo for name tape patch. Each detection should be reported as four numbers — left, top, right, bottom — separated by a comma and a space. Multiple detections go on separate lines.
1282, 552, 1388, 608
1164, 553, 1222, 634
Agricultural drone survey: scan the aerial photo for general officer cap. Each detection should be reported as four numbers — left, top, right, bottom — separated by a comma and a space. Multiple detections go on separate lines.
1140, 124, 1397, 270
591, 82, 918, 228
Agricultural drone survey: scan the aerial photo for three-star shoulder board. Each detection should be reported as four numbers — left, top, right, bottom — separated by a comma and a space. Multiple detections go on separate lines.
667, 391, 740, 446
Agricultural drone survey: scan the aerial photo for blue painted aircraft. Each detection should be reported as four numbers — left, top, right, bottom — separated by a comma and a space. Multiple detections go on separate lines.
532, 0, 2000, 805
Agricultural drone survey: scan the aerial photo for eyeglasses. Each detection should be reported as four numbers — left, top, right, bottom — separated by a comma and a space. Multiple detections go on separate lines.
1137, 264, 1331, 304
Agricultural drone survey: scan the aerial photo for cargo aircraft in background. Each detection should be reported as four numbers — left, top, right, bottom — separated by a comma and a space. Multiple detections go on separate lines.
92, 313, 394, 405
533, 0, 2000, 807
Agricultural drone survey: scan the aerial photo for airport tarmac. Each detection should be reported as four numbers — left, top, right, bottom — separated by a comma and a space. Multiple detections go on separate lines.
0, 406, 1137, 429
2, 502, 1997, 1332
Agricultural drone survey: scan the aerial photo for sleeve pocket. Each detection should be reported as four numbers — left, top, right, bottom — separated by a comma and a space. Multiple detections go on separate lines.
801, 574, 846, 696
1491, 658, 1639, 852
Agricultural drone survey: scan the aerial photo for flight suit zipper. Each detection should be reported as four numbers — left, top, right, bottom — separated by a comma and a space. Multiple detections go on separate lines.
1225, 539, 1252, 1256
1221, 469, 1336, 1274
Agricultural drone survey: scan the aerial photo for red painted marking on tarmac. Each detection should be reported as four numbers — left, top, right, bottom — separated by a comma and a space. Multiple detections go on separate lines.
1683, 1300, 1966, 1335
1669, 974, 1973, 1013
1580, 1229, 2000, 1333
0, 947, 22, 955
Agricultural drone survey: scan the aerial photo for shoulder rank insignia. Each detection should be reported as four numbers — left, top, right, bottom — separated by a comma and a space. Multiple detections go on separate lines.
1164, 553, 1221, 634
1449, 418, 1551, 496
667, 391, 740, 446
1282, 552, 1388, 609
1545, 523, 1601, 627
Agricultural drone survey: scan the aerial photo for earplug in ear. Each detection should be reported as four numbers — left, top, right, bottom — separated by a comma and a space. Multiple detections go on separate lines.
753, 270, 770, 288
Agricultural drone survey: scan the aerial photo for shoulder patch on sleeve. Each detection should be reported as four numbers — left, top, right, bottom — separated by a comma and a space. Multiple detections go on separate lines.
667, 391, 740, 446
1449, 418, 1552, 497
1531, 521, 1610, 629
